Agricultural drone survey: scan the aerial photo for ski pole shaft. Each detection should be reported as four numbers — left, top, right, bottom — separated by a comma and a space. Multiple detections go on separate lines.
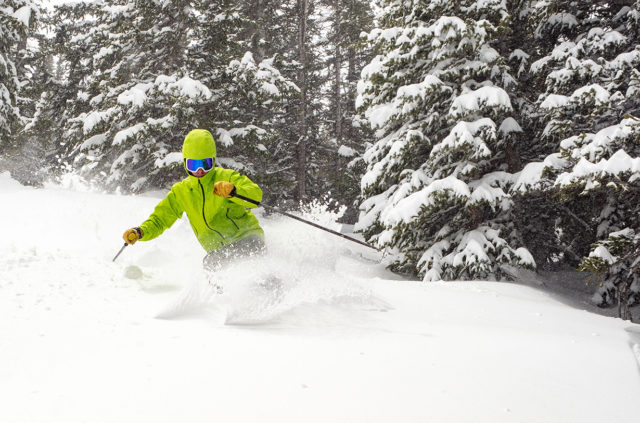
112, 243, 128, 262
231, 192, 379, 251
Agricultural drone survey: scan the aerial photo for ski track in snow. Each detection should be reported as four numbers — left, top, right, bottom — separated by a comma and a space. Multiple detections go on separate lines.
1, 172, 640, 423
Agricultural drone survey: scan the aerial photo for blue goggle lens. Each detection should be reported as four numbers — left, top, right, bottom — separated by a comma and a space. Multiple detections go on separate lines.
185, 158, 214, 172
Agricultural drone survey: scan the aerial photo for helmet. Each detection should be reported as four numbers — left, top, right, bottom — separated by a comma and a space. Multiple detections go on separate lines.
182, 129, 216, 173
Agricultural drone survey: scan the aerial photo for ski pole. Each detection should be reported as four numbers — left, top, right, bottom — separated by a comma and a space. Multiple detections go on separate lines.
112, 243, 128, 262
230, 192, 380, 251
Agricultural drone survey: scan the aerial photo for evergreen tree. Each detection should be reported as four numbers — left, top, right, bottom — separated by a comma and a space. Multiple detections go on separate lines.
193, 0, 301, 204
513, 0, 640, 317
356, 0, 535, 280
54, 0, 211, 191
19, 1, 98, 184
0, 0, 37, 160
319, 0, 374, 220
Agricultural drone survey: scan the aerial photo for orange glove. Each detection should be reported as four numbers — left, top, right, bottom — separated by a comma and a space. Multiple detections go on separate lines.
213, 181, 236, 198
122, 227, 143, 245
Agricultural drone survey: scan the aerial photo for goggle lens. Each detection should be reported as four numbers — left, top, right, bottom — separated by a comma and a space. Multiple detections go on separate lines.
185, 158, 214, 173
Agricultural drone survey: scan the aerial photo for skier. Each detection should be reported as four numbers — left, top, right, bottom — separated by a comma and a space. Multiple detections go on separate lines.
122, 129, 265, 270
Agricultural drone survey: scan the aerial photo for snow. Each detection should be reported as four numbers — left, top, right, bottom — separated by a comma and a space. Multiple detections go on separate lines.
499, 117, 522, 135
215, 128, 234, 147
112, 123, 146, 146
449, 86, 513, 117
560, 118, 639, 162
555, 149, 640, 187
80, 107, 117, 134
381, 175, 471, 226
1, 173, 640, 422
367, 103, 396, 129
79, 133, 108, 151
94, 46, 114, 61
469, 184, 507, 206
608, 49, 640, 70
430, 16, 466, 40
509, 49, 530, 61
540, 94, 570, 109
168, 75, 212, 99
117, 83, 152, 108
337, 145, 358, 157
546, 13, 578, 29
354, 190, 390, 233
515, 247, 536, 267
361, 75, 444, 128
512, 162, 547, 192
12, 5, 32, 27
590, 246, 615, 264
571, 84, 610, 106
432, 118, 496, 160
154, 151, 182, 168
155, 74, 212, 100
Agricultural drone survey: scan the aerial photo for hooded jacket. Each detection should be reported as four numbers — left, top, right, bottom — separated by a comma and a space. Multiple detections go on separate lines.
138, 129, 264, 252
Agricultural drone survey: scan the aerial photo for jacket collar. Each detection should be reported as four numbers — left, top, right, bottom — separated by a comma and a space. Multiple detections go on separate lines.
187, 167, 217, 185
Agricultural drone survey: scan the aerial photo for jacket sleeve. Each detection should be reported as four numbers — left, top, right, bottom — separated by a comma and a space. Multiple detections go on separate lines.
139, 186, 184, 241
228, 170, 262, 208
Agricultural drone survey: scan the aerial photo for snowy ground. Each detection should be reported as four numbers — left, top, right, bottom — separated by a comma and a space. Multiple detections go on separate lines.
1, 171, 640, 423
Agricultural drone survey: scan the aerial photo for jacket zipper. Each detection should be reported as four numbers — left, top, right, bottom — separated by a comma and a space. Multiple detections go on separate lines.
226, 208, 239, 230
198, 180, 225, 241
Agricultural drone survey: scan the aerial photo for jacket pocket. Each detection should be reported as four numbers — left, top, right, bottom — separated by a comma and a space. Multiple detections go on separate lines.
226, 203, 247, 220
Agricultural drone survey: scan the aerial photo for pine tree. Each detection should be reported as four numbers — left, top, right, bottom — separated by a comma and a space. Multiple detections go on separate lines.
319, 0, 374, 221
356, 0, 535, 280
54, 0, 211, 191
513, 0, 640, 316
192, 0, 301, 204
0, 0, 37, 160
19, 1, 98, 184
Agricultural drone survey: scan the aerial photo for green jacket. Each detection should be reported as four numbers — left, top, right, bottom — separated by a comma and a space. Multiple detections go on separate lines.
139, 167, 264, 252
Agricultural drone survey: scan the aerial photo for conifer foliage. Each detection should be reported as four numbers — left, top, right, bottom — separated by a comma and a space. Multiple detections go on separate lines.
356, 0, 534, 280
515, 0, 640, 315
0, 0, 37, 155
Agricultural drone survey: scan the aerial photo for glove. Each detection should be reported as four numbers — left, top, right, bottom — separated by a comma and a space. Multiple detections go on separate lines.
213, 181, 236, 198
122, 227, 143, 245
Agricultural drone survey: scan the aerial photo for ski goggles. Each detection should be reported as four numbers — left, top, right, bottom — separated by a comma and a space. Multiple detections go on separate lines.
185, 157, 214, 173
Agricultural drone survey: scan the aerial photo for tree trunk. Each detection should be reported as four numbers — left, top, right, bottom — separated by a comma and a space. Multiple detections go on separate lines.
333, 3, 343, 179
346, 45, 357, 141
249, 0, 267, 63
296, 0, 309, 202
334, 43, 342, 144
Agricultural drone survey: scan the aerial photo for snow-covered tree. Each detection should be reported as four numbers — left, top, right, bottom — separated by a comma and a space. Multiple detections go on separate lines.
514, 0, 640, 317
355, 0, 535, 280
19, 1, 98, 183
187, 0, 304, 203
213, 51, 299, 204
317, 0, 374, 220
579, 226, 640, 320
0, 0, 37, 157
56, 0, 211, 191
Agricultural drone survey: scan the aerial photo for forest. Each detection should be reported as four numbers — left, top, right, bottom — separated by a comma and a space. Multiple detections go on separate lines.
1, 0, 639, 319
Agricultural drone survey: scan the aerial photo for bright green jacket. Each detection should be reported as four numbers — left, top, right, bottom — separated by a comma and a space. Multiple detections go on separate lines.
139, 167, 264, 252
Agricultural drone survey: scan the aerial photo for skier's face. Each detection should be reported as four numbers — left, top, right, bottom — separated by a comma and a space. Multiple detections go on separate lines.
192, 168, 207, 178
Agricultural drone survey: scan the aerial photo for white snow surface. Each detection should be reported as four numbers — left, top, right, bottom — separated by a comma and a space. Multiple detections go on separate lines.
1, 172, 640, 422
449, 86, 513, 118
12, 5, 32, 27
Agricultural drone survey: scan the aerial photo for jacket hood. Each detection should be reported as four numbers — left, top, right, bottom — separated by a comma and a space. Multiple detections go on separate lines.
182, 129, 217, 174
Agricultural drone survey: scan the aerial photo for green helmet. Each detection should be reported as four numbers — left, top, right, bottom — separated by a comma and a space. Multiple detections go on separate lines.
182, 129, 216, 173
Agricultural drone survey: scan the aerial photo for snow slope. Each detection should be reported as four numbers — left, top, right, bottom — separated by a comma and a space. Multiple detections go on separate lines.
1, 172, 639, 423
